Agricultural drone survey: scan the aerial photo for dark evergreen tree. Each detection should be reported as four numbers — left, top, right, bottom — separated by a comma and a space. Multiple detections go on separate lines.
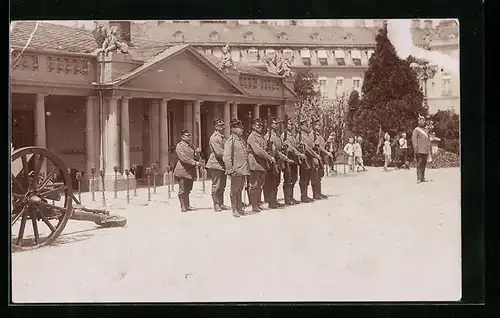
346, 90, 360, 132
352, 22, 426, 165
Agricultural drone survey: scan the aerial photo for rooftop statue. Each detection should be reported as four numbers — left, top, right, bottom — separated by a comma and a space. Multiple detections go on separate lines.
92, 22, 129, 55
276, 55, 294, 78
219, 44, 235, 71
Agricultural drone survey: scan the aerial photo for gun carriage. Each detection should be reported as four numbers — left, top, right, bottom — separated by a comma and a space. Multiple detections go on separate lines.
11, 146, 127, 251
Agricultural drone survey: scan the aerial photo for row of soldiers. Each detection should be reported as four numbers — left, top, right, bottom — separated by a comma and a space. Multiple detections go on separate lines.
173, 115, 334, 217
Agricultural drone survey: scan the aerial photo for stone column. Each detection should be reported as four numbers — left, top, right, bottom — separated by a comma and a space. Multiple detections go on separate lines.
150, 100, 160, 168
85, 96, 96, 179
253, 103, 261, 119
105, 97, 120, 175
276, 104, 284, 121
193, 100, 202, 150
230, 101, 238, 119
35, 94, 47, 175
184, 100, 193, 133
120, 97, 131, 174
223, 101, 231, 137
159, 98, 170, 184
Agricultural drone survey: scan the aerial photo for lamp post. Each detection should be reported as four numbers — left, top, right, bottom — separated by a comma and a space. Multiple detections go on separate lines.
410, 59, 438, 111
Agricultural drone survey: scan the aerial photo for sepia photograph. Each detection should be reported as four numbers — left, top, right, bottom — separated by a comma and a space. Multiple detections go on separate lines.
10, 18, 462, 303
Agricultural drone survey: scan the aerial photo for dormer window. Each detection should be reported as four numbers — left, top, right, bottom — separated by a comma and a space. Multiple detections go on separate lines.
231, 49, 241, 62
300, 49, 311, 65
209, 31, 219, 41
310, 32, 321, 41
277, 32, 288, 40
366, 50, 375, 60
350, 50, 361, 65
248, 47, 258, 62
282, 48, 293, 60
317, 49, 328, 65
173, 31, 184, 42
205, 48, 213, 55
334, 50, 346, 66
344, 33, 354, 41
244, 31, 254, 41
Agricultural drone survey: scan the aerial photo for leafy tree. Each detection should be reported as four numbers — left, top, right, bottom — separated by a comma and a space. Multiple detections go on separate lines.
351, 22, 426, 165
431, 109, 460, 154
346, 90, 360, 132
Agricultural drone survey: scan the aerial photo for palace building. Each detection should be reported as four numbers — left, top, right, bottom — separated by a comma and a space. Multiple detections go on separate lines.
10, 21, 297, 189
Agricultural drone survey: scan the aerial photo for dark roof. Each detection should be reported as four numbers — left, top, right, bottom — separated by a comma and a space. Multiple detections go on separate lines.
143, 23, 380, 46
10, 21, 165, 54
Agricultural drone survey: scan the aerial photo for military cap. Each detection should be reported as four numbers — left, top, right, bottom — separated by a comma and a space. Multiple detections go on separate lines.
180, 128, 191, 136
213, 118, 224, 126
252, 118, 263, 125
230, 119, 243, 128
299, 118, 308, 125
269, 116, 282, 124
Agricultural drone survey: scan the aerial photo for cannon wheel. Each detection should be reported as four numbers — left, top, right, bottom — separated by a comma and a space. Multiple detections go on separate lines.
11, 147, 73, 251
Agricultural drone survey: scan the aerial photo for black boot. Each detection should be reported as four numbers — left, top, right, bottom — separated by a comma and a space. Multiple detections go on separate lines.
179, 195, 187, 212
230, 195, 240, 218
236, 191, 246, 215
218, 193, 230, 210
250, 190, 261, 212
185, 195, 194, 211
300, 184, 313, 203
212, 194, 222, 212
284, 187, 292, 205
312, 185, 323, 200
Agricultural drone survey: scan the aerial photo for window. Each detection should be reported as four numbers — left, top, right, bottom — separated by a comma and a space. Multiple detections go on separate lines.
300, 49, 311, 65
173, 31, 184, 42
334, 50, 345, 65
352, 77, 361, 93
441, 74, 452, 96
244, 31, 254, 41
265, 48, 276, 59
209, 31, 219, 41
282, 49, 293, 60
231, 49, 241, 62
335, 77, 344, 97
317, 49, 328, 65
277, 32, 288, 40
350, 50, 361, 65
318, 77, 328, 97
248, 48, 258, 62
366, 50, 375, 60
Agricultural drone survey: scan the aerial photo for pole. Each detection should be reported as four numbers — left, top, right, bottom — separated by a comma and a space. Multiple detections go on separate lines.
100, 169, 106, 207
146, 167, 151, 202
76, 171, 82, 203
90, 167, 96, 202
152, 162, 157, 194
125, 169, 130, 204
113, 166, 118, 199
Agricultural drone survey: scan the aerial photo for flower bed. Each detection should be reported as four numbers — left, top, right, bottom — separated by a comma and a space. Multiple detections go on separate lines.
409, 149, 460, 169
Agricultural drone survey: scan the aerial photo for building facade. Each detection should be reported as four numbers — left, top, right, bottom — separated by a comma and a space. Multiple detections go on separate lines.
10, 21, 296, 189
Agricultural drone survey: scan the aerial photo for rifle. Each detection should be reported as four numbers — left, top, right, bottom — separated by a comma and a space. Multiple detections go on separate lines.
313, 119, 324, 167
266, 108, 279, 175
283, 114, 291, 175
195, 117, 205, 182
297, 112, 310, 170
244, 110, 252, 206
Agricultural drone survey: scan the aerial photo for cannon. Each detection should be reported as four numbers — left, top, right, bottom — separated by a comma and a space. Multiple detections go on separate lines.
11, 147, 127, 251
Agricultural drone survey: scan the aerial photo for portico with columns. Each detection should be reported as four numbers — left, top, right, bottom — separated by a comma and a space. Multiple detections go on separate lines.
11, 44, 297, 191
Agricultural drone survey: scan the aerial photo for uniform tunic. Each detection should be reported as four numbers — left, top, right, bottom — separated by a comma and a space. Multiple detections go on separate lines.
282, 130, 303, 188
247, 130, 273, 193
174, 140, 197, 180
223, 134, 250, 198
412, 126, 432, 182
206, 130, 227, 201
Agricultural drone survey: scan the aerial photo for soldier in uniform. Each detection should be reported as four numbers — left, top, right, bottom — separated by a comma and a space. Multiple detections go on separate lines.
310, 118, 333, 199
263, 117, 294, 208
206, 118, 229, 212
281, 117, 307, 205
222, 119, 250, 217
296, 118, 322, 203
412, 114, 432, 183
247, 118, 276, 212
174, 129, 202, 212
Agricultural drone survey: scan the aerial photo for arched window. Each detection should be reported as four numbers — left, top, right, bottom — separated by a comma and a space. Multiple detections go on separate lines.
209, 31, 219, 41
173, 30, 184, 42
344, 33, 354, 41
310, 32, 321, 41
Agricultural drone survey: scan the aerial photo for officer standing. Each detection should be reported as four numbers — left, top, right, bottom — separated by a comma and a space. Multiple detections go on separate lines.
263, 116, 293, 208
206, 118, 229, 212
222, 119, 250, 217
296, 118, 322, 203
173, 129, 201, 212
310, 118, 332, 199
247, 118, 275, 212
281, 117, 307, 205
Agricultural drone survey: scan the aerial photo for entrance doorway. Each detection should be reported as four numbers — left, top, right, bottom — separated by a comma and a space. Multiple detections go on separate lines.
12, 110, 35, 149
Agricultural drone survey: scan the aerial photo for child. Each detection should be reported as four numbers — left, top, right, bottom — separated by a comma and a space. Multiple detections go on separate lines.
325, 134, 337, 175
382, 133, 392, 171
343, 137, 355, 172
353, 136, 366, 172
398, 133, 409, 169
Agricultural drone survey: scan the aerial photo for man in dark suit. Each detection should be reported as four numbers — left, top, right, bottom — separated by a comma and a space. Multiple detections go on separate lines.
174, 128, 201, 212
247, 118, 275, 212
282, 117, 307, 205
310, 118, 333, 199
412, 115, 432, 183
263, 116, 294, 209
223, 119, 250, 217
206, 118, 229, 212
296, 119, 322, 203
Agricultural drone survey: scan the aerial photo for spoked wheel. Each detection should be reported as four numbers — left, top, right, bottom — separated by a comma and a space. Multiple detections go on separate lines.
11, 147, 73, 251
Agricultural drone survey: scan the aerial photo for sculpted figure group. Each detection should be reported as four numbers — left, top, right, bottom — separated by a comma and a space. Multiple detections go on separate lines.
173, 115, 333, 217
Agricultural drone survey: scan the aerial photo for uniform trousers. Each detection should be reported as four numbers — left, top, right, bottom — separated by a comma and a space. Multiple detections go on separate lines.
264, 169, 281, 203
416, 153, 428, 182
209, 169, 227, 204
